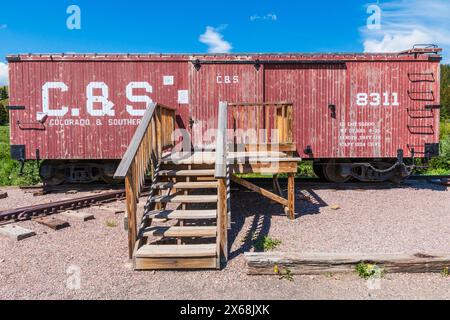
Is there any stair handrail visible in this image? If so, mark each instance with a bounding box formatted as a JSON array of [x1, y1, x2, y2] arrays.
[[114, 102, 176, 258], [215, 101, 229, 264]]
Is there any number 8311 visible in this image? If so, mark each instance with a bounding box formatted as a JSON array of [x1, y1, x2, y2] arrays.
[[356, 92, 399, 107]]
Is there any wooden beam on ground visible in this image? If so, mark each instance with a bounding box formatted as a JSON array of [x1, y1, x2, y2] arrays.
[[245, 252, 450, 275], [33, 216, 70, 230], [231, 175, 288, 207]]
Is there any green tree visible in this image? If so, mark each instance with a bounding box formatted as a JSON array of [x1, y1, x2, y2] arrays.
[[0, 86, 8, 125], [0, 86, 8, 100], [441, 65, 450, 120]]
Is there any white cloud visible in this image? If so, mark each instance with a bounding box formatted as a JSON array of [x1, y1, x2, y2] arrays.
[[250, 13, 277, 22], [0, 63, 8, 86], [199, 26, 232, 53], [361, 0, 450, 60]]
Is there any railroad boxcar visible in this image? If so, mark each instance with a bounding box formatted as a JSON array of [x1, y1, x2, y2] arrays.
[[7, 46, 442, 184]]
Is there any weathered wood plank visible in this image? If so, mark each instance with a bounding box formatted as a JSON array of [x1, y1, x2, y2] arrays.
[[135, 244, 217, 258], [231, 161, 298, 174], [150, 194, 218, 204], [33, 216, 70, 230], [114, 102, 157, 179], [125, 168, 137, 259], [146, 209, 217, 220], [231, 175, 288, 207], [217, 178, 228, 267], [142, 226, 216, 238], [245, 252, 450, 275], [287, 173, 295, 220], [134, 257, 217, 270], [215, 101, 228, 179]]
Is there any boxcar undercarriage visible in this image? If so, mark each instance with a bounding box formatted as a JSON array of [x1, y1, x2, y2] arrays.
[[39, 160, 119, 185], [39, 157, 417, 185]]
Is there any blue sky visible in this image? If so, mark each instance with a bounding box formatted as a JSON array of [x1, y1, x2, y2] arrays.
[[0, 0, 449, 85]]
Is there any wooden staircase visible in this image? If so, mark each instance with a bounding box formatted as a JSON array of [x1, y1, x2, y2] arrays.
[[134, 163, 224, 270], [114, 101, 298, 271]]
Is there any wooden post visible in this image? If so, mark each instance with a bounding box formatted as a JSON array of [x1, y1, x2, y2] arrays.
[[215, 101, 229, 268], [287, 173, 295, 220], [217, 178, 228, 265], [125, 164, 138, 259]]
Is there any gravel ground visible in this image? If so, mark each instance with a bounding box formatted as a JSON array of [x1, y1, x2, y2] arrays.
[[0, 180, 449, 300]]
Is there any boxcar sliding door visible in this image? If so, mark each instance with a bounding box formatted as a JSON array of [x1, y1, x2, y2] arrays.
[[264, 63, 347, 159], [188, 62, 263, 148]]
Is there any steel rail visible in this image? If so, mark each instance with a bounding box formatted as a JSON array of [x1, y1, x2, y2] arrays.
[[0, 189, 126, 223]]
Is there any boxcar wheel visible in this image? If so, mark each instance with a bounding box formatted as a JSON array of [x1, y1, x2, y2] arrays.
[[313, 163, 326, 180], [39, 161, 65, 186], [323, 159, 352, 183]]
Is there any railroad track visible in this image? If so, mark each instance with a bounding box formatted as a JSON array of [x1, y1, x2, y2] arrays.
[[0, 189, 126, 223], [1, 175, 448, 224]]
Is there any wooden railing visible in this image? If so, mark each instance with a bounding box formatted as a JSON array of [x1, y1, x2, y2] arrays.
[[228, 102, 294, 151], [114, 102, 176, 258], [215, 102, 228, 263]]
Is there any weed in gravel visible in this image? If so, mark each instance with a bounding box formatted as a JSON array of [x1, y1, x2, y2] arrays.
[[254, 235, 281, 251], [274, 264, 294, 281], [106, 220, 118, 228], [356, 262, 384, 279], [441, 267, 450, 277]]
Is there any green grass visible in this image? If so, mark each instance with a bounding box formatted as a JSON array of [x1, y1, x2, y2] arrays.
[[417, 121, 450, 176], [105, 220, 119, 228], [0, 126, 41, 186], [355, 262, 384, 280], [254, 235, 282, 251]]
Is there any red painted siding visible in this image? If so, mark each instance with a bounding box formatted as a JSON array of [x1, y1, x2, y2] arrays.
[[7, 53, 441, 160]]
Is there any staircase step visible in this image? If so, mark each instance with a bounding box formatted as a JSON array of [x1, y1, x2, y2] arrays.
[[142, 226, 216, 238], [135, 244, 217, 258], [147, 209, 217, 220], [150, 195, 218, 204], [158, 169, 215, 177], [152, 181, 218, 190]]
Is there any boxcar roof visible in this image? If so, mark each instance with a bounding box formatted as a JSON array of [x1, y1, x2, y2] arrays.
[[6, 50, 442, 62]]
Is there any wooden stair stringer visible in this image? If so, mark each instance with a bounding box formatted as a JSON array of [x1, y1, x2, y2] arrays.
[[133, 161, 220, 270]]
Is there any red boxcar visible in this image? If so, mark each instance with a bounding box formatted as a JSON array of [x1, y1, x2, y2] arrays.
[[7, 48, 442, 183]]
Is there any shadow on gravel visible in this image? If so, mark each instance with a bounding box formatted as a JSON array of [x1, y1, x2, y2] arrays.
[[299, 180, 447, 192], [224, 178, 448, 263], [228, 191, 273, 261], [227, 188, 328, 261]]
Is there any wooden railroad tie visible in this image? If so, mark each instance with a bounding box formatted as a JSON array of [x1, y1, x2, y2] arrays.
[[245, 252, 450, 275]]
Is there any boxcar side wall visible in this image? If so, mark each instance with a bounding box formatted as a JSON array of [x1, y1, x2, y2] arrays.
[[9, 60, 190, 160], [8, 54, 441, 161]]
